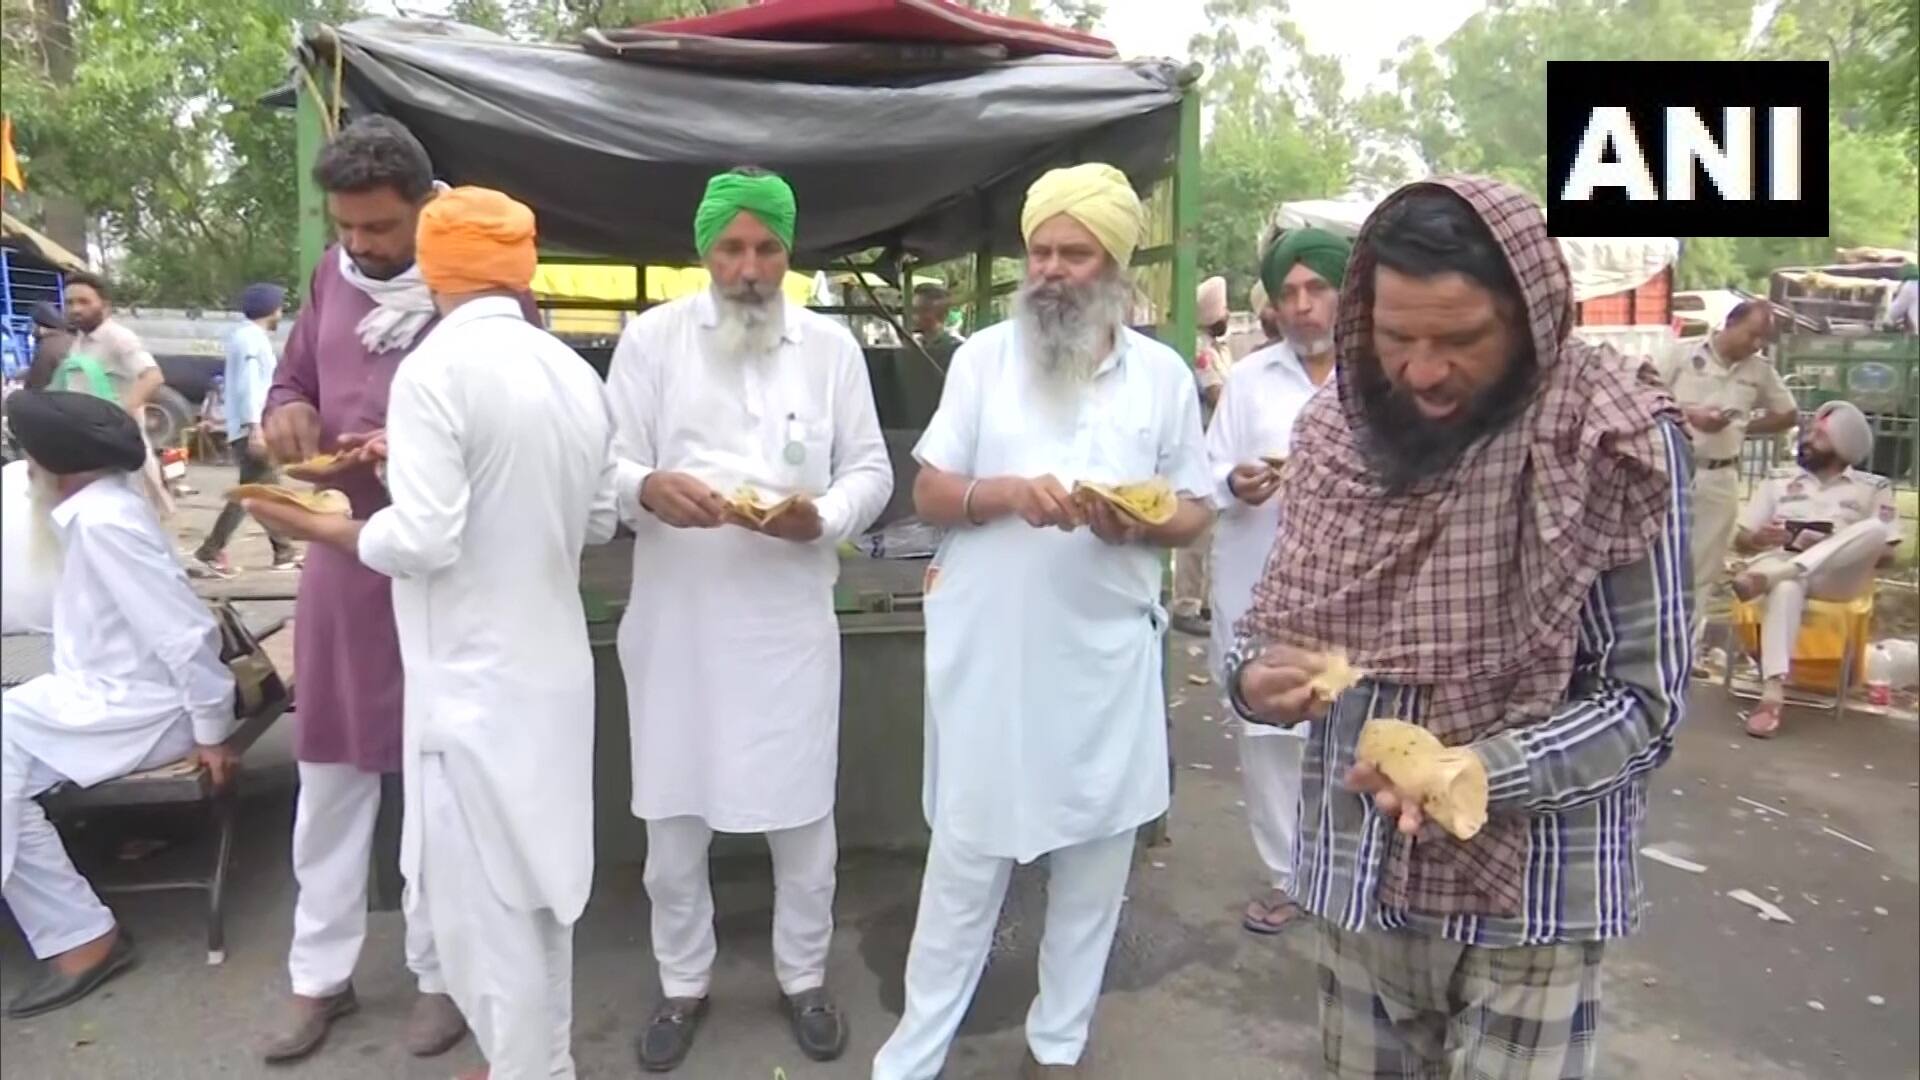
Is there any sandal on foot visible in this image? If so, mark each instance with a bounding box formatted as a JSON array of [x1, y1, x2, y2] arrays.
[[1744, 704, 1783, 739], [1241, 889, 1305, 935]]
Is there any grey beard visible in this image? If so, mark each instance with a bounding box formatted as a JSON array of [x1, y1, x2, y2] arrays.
[[1284, 329, 1334, 357], [707, 281, 787, 360], [26, 473, 64, 579], [1013, 271, 1132, 389]]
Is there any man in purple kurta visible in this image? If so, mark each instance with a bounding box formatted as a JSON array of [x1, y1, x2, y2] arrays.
[[257, 116, 533, 1065]]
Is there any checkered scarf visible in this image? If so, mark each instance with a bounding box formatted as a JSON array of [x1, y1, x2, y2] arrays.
[[1238, 177, 1681, 916]]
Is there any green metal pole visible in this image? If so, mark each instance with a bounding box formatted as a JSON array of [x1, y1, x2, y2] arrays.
[[1149, 83, 1203, 851], [1170, 88, 1201, 367], [971, 247, 996, 332], [295, 64, 328, 289]]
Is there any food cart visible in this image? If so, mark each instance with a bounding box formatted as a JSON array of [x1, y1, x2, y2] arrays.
[[279, 7, 1203, 863]]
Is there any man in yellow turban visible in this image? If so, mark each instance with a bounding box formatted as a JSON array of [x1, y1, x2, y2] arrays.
[[874, 164, 1216, 1078], [245, 184, 619, 1080]]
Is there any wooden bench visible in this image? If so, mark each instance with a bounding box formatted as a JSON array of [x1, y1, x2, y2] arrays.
[[4, 612, 294, 965]]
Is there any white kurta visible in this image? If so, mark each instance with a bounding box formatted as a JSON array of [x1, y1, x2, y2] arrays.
[[915, 323, 1213, 864], [2, 475, 233, 881], [358, 296, 619, 925], [1203, 341, 1327, 739], [606, 291, 892, 832]]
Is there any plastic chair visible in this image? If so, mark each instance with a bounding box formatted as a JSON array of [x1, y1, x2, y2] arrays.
[[1722, 589, 1875, 721]]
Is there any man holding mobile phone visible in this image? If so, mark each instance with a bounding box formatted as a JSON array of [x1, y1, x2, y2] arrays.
[[1655, 301, 1799, 639], [1729, 400, 1901, 738]]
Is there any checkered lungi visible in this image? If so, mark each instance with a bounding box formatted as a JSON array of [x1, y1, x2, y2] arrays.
[[1315, 919, 1604, 1079]]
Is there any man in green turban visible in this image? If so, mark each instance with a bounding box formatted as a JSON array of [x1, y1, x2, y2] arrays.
[[606, 166, 893, 1071], [1259, 227, 1350, 373], [1203, 224, 1349, 937]]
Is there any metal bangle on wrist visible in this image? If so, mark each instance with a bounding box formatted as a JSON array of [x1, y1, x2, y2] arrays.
[[962, 478, 984, 526], [1223, 647, 1260, 724]]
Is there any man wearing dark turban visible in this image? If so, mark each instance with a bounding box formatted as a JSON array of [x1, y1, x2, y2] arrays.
[[1, 391, 237, 1019], [188, 282, 298, 578], [1230, 179, 1692, 1078], [23, 302, 73, 391]]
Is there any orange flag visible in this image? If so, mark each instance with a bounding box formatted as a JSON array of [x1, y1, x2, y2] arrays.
[[2, 114, 25, 193]]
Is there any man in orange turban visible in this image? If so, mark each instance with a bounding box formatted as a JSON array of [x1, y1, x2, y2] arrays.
[[245, 183, 618, 1080], [415, 185, 540, 303]]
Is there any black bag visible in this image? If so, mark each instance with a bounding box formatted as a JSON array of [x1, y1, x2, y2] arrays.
[[212, 602, 289, 720]]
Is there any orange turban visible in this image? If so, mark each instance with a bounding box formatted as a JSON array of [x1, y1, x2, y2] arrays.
[[416, 186, 538, 295]]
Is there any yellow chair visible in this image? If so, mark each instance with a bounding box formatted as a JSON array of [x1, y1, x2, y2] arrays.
[[1723, 589, 1874, 720]]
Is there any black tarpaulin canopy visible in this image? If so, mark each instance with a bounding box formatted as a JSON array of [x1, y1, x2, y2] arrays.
[[280, 18, 1190, 266]]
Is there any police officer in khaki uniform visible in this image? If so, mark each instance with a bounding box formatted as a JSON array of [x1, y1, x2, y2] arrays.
[[1657, 301, 1799, 632], [1729, 401, 1900, 737]]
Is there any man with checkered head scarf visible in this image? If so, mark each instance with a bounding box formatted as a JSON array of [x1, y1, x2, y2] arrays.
[[874, 163, 1218, 1079], [1228, 178, 1693, 1078]]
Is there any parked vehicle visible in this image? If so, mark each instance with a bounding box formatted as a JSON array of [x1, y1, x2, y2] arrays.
[[114, 308, 292, 449]]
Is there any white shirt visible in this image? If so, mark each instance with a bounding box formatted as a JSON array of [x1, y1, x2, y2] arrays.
[[69, 318, 158, 406], [1, 460, 55, 633], [1204, 342, 1328, 737], [359, 296, 619, 922], [606, 291, 891, 832], [915, 321, 1213, 862], [2, 474, 233, 881], [1738, 464, 1899, 546]]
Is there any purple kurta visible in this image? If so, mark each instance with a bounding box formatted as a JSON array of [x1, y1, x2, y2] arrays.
[[265, 249, 540, 773]]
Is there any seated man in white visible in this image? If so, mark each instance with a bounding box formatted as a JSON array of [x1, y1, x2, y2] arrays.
[[1729, 400, 1901, 738], [0, 390, 238, 1017]]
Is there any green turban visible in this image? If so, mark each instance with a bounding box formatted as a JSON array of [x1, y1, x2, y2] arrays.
[[1899, 262, 1919, 281], [693, 171, 797, 257], [1261, 226, 1352, 296]]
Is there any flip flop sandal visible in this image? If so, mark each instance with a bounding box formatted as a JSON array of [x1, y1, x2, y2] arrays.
[[1241, 891, 1305, 935], [1744, 706, 1783, 739]]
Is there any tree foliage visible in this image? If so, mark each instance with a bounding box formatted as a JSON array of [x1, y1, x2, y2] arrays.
[[1357, 0, 1920, 289], [2, 0, 363, 305], [1186, 0, 1383, 298], [2, 0, 1911, 307]]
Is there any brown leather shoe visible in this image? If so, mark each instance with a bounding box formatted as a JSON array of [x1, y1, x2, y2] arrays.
[[262, 986, 359, 1064], [405, 991, 469, 1057]]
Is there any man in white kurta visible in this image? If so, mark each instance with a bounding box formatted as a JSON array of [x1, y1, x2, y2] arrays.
[[1, 389, 237, 1018], [606, 169, 891, 1072], [1205, 227, 1347, 936], [244, 188, 618, 1080], [874, 164, 1215, 1079]]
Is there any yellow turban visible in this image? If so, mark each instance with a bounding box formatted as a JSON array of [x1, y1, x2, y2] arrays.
[[1020, 163, 1145, 268], [416, 186, 538, 295]]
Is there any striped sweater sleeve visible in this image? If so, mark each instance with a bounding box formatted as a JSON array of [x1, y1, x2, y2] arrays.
[[1473, 419, 1695, 812]]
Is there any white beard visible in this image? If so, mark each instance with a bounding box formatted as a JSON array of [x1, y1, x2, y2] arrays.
[[1284, 329, 1334, 358], [707, 282, 787, 362], [26, 470, 64, 579], [1013, 270, 1133, 396]]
